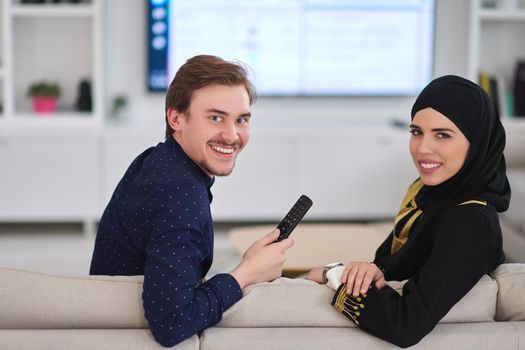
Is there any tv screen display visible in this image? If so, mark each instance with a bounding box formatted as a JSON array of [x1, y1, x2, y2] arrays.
[[147, 0, 435, 96]]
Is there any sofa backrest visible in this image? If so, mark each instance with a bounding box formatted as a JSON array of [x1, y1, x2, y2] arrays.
[[2, 264, 523, 330], [504, 125, 525, 168], [0, 268, 147, 329], [218, 275, 497, 328], [491, 263, 525, 321]]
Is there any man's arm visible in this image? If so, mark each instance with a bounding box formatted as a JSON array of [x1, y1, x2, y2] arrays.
[[143, 183, 294, 347], [143, 227, 242, 347], [143, 228, 294, 347]]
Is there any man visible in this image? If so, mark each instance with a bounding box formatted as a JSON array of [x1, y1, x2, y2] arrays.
[[90, 55, 294, 347]]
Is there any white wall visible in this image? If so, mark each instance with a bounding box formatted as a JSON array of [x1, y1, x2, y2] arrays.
[[104, 0, 471, 128]]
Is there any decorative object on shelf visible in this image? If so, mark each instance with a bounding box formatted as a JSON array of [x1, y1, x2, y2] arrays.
[[514, 60, 525, 117], [110, 94, 128, 120], [27, 81, 61, 114], [75, 79, 92, 112]]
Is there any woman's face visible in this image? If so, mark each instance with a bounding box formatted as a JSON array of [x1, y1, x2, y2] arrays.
[[409, 107, 470, 186]]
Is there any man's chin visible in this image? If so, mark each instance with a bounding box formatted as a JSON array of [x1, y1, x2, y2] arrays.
[[201, 161, 236, 177]]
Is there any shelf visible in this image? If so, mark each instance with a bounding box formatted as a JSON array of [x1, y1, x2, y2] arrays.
[[479, 9, 525, 21], [7, 112, 100, 127], [10, 4, 95, 18]]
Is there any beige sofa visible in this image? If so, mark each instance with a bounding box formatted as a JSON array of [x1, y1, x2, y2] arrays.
[[1, 264, 524, 349], [501, 167, 525, 263], [500, 122, 525, 263]]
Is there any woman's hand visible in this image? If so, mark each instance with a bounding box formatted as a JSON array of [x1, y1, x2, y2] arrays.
[[304, 266, 324, 284], [340, 262, 386, 297]]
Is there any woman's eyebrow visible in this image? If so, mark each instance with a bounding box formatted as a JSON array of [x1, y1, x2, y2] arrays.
[[432, 128, 456, 133], [409, 124, 456, 133]]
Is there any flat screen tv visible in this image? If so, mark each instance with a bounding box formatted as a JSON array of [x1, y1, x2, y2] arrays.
[[147, 0, 435, 96]]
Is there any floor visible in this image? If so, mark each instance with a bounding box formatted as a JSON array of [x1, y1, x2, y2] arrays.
[[0, 223, 241, 278]]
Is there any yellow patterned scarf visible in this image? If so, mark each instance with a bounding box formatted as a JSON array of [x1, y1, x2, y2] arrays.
[[391, 180, 424, 254]]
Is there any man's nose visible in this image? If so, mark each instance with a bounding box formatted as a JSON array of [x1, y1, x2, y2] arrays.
[[221, 122, 239, 143]]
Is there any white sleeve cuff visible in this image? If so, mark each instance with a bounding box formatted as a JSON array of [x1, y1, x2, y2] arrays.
[[326, 265, 345, 290]]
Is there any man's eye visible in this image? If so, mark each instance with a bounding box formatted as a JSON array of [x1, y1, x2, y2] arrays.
[[237, 117, 249, 124], [211, 115, 222, 122]]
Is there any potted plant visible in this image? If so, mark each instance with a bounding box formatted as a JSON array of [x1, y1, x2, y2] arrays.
[[27, 81, 61, 114], [110, 94, 128, 120]]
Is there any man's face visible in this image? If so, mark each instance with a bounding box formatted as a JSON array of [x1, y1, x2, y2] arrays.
[[169, 84, 251, 177]]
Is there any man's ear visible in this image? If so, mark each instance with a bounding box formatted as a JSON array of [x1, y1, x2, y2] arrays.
[[167, 108, 185, 132]]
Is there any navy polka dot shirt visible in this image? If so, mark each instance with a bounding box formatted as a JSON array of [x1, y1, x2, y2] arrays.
[[90, 137, 242, 347]]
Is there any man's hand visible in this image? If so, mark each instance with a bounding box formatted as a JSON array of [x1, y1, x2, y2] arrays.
[[340, 261, 386, 297], [304, 266, 324, 284], [230, 229, 294, 289]]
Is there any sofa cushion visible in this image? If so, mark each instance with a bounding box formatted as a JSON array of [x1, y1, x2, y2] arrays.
[[0, 268, 147, 329], [0, 330, 199, 350], [218, 275, 497, 328], [202, 323, 518, 350], [491, 263, 525, 321], [502, 169, 525, 232]]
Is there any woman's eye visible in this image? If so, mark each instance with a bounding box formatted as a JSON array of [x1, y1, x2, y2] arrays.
[[436, 133, 451, 139], [409, 129, 421, 136]]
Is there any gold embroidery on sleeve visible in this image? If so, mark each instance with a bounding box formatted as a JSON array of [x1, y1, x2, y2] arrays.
[[332, 283, 367, 326]]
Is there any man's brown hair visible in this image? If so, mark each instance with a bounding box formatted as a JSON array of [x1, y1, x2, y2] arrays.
[[164, 55, 256, 138]]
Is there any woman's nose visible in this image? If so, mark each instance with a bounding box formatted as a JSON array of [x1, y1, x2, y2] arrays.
[[417, 136, 434, 154]]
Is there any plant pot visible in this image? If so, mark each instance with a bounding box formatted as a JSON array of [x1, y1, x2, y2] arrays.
[[32, 96, 57, 114]]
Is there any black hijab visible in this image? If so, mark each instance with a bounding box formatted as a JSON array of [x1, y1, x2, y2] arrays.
[[411, 75, 510, 212], [379, 75, 511, 267]]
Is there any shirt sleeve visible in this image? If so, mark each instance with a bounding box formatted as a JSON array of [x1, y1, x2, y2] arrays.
[[331, 205, 502, 348], [142, 181, 242, 347]]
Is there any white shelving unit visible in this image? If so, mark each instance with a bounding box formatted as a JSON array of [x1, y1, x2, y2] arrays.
[[0, 0, 104, 233], [0, 0, 103, 126], [468, 0, 525, 119], [0, 0, 4, 119]]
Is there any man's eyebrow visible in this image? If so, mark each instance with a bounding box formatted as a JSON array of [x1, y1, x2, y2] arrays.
[[206, 108, 251, 118], [207, 108, 228, 116]]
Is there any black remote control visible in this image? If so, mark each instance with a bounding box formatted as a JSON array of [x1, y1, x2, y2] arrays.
[[275, 195, 313, 242]]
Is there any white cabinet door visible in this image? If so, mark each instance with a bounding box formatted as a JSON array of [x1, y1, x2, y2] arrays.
[[211, 138, 293, 221], [0, 130, 99, 221], [295, 130, 417, 220]]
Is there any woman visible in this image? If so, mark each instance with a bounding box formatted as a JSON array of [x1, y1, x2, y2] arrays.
[[306, 75, 510, 348]]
